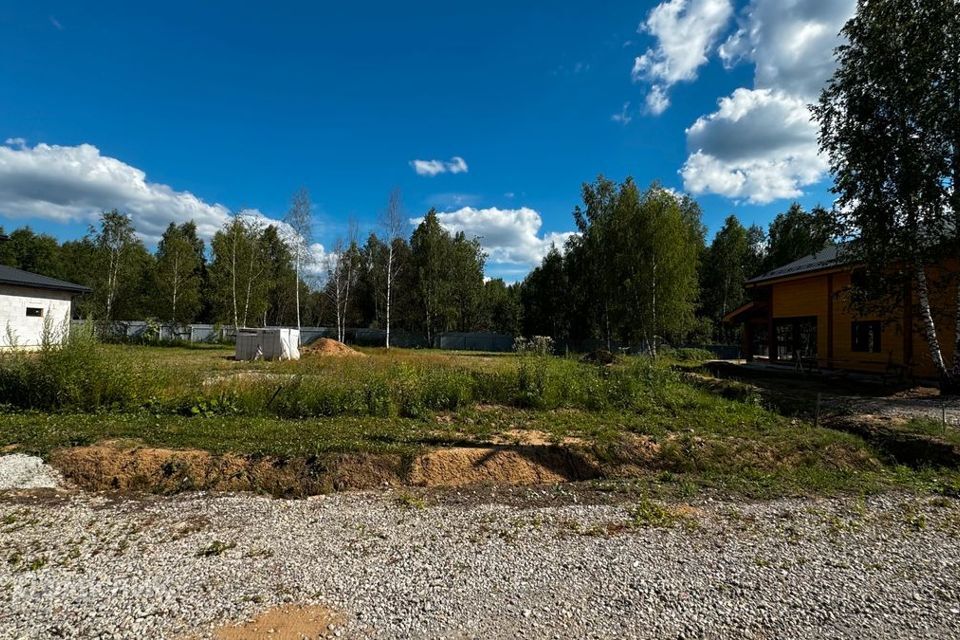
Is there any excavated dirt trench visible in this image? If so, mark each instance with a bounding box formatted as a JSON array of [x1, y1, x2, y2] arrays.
[[50, 441, 602, 497]]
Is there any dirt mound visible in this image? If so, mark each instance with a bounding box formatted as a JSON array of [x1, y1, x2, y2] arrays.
[[213, 605, 346, 640], [51, 443, 405, 497], [301, 338, 365, 357], [408, 446, 599, 487], [51, 441, 602, 495]]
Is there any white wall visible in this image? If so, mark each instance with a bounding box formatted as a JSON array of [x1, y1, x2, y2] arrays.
[[0, 285, 73, 348]]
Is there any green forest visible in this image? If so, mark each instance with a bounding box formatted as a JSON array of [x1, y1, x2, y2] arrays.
[[0, 179, 830, 348]]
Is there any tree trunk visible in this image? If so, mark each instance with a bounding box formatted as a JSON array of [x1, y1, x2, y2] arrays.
[[231, 233, 240, 330], [650, 257, 658, 358], [915, 261, 954, 392], [295, 254, 301, 336], [385, 244, 393, 349], [171, 254, 180, 324]]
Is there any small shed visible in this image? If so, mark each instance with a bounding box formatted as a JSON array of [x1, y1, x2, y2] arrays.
[[235, 328, 300, 361], [0, 265, 90, 349]]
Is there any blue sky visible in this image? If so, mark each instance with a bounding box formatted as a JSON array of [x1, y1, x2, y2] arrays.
[[0, 1, 853, 280]]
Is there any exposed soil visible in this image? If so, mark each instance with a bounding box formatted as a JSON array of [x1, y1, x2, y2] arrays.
[[408, 446, 599, 487], [826, 415, 960, 468], [211, 605, 346, 640], [301, 338, 365, 357], [51, 443, 407, 497], [50, 441, 602, 496]]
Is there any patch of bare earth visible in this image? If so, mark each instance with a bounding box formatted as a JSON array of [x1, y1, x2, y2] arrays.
[[51, 443, 406, 496], [408, 446, 599, 487], [301, 338, 365, 357], [50, 441, 602, 495], [210, 605, 346, 640]]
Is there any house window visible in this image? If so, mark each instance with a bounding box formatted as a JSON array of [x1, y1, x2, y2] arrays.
[[25, 307, 43, 318], [852, 321, 881, 353]]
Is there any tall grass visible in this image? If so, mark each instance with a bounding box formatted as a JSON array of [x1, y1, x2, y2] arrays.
[[0, 337, 718, 420], [0, 324, 159, 411], [181, 353, 707, 419]]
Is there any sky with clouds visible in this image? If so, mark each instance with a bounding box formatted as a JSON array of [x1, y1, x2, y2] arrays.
[[0, 1, 854, 281]]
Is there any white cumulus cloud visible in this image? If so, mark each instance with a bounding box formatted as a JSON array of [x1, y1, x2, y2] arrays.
[[0, 140, 237, 241], [719, 0, 856, 100], [632, 0, 734, 115], [409, 156, 469, 177], [411, 206, 574, 267], [681, 88, 827, 204], [678, 0, 855, 203]]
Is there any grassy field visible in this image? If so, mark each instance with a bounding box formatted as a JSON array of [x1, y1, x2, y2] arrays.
[[0, 334, 957, 498]]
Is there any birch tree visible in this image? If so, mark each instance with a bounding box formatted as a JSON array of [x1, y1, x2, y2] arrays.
[[610, 182, 700, 355], [210, 214, 269, 328], [91, 210, 142, 322], [380, 189, 407, 349], [284, 187, 312, 334], [325, 222, 359, 343], [813, 0, 960, 392], [701, 216, 754, 342], [155, 222, 202, 325]]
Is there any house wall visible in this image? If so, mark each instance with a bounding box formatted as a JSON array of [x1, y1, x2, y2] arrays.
[[0, 285, 73, 348], [767, 266, 956, 380]]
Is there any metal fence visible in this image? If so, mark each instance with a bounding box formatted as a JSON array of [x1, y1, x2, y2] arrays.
[[78, 320, 515, 352], [73, 320, 739, 358]]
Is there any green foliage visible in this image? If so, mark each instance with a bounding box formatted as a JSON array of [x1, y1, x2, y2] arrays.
[[813, 0, 960, 384], [700, 215, 762, 341], [661, 347, 714, 363], [0, 324, 148, 411], [208, 215, 271, 328], [154, 222, 204, 324], [522, 177, 705, 351], [2, 344, 959, 500], [762, 204, 832, 274], [409, 210, 487, 340]]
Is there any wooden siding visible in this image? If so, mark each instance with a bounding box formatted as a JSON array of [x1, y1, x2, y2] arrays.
[[766, 266, 956, 380]]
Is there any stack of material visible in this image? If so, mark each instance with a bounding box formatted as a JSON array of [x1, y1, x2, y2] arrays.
[[235, 328, 300, 361], [300, 337, 365, 357]]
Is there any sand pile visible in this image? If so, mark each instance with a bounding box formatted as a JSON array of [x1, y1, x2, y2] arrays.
[[300, 338, 365, 357]]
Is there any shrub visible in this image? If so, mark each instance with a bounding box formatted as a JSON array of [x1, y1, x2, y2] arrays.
[[661, 347, 714, 363], [0, 324, 144, 411]]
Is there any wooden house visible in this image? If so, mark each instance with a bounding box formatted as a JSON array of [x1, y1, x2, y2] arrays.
[[724, 246, 954, 380]]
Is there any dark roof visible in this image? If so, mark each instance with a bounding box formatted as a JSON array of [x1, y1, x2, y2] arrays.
[[746, 245, 847, 285], [0, 265, 91, 294]]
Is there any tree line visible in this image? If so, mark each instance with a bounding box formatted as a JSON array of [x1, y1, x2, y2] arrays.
[[0, 192, 520, 339], [519, 179, 831, 351], [0, 183, 832, 348]]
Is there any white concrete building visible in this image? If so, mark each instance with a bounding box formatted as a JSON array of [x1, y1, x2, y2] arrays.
[[0, 265, 90, 349]]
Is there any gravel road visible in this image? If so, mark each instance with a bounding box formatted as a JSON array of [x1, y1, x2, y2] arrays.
[[0, 454, 62, 490], [1, 486, 959, 639]]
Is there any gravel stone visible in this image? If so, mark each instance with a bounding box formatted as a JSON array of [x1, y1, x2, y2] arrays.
[[0, 454, 62, 490], [0, 488, 958, 639]]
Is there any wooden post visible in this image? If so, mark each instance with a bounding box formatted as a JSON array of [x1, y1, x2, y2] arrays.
[[767, 288, 777, 361], [826, 274, 834, 367]]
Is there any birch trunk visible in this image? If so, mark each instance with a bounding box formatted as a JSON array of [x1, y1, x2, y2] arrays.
[[385, 243, 393, 349], [171, 253, 180, 324], [915, 261, 952, 388], [231, 231, 240, 330], [650, 257, 658, 358], [295, 253, 301, 334]]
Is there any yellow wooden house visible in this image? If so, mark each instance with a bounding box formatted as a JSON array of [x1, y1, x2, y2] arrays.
[[724, 246, 955, 380]]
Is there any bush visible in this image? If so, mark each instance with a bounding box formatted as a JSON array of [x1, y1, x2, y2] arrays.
[[0, 324, 144, 411], [661, 347, 714, 363]]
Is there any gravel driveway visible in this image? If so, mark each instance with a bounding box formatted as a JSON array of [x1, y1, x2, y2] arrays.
[[1, 487, 959, 639]]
